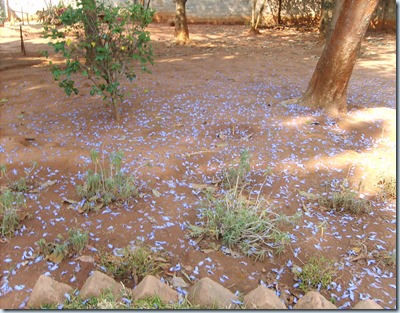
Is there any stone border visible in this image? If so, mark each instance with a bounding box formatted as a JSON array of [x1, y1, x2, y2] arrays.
[[25, 271, 383, 309]]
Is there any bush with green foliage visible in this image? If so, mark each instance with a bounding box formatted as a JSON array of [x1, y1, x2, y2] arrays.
[[44, 0, 154, 121]]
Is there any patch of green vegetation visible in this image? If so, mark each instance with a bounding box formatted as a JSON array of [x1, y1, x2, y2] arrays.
[[300, 179, 372, 215], [97, 245, 170, 285], [221, 149, 251, 188], [1, 162, 37, 193], [36, 228, 89, 263], [76, 150, 139, 212], [189, 151, 301, 260], [41, 291, 207, 309], [377, 248, 396, 268], [0, 189, 27, 237], [294, 255, 338, 292], [377, 172, 396, 200]]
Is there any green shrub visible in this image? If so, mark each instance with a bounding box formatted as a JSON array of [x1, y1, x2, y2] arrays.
[[44, 0, 154, 121]]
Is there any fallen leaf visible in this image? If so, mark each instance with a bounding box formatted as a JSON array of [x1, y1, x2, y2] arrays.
[[200, 248, 215, 254], [75, 255, 94, 263], [0, 98, 9, 104], [63, 198, 79, 204], [46, 252, 65, 263], [190, 183, 209, 189], [298, 190, 318, 200], [152, 189, 161, 197]]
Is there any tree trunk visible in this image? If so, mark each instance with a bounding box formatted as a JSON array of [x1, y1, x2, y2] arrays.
[[299, 0, 380, 115], [82, 0, 99, 66], [173, 0, 189, 44], [277, 0, 282, 25]]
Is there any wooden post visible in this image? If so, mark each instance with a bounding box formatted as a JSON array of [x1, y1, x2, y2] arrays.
[[20, 26, 26, 56]]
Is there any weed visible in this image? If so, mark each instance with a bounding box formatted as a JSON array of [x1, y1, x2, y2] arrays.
[[36, 228, 89, 263], [377, 249, 396, 268], [189, 158, 300, 260], [68, 228, 89, 254], [97, 245, 170, 285], [41, 291, 206, 309], [1, 162, 37, 193], [76, 150, 139, 212], [221, 149, 251, 188], [294, 255, 337, 292], [317, 179, 372, 214], [377, 173, 396, 200], [0, 189, 26, 237]]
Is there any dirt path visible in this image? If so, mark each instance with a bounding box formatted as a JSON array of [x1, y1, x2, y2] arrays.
[[0, 22, 396, 309]]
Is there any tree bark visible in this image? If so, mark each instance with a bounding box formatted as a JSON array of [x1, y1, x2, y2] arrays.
[[277, 0, 282, 25], [299, 0, 380, 115], [173, 0, 189, 44]]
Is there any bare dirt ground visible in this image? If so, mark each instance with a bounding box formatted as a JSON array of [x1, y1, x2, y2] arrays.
[[0, 22, 396, 309]]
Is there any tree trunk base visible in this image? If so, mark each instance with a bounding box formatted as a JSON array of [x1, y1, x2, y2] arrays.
[[248, 27, 261, 35]]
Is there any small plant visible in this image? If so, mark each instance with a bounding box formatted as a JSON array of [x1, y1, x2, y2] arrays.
[[76, 150, 139, 212], [41, 291, 206, 309], [377, 173, 396, 200], [44, 0, 154, 121], [0, 6, 6, 26], [1, 162, 37, 192], [97, 245, 169, 285], [294, 255, 338, 292], [316, 179, 372, 214], [0, 189, 27, 237], [221, 149, 251, 188], [377, 249, 396, 268], [36, 228, 89, 263], [189, 156, 300, 260]]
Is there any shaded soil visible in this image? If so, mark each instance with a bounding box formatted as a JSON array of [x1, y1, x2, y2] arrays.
[[0, 22, 396, 309]]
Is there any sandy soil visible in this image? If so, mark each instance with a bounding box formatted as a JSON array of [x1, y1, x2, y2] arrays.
[[0, 22, 396, 309]]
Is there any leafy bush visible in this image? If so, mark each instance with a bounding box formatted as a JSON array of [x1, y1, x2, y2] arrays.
[[76, 150, 139, 212], [44, 0, 154, 121]]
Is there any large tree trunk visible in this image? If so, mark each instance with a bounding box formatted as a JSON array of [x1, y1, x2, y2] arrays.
[[299, 0, 379, 115], [173, 0, 189, 44]]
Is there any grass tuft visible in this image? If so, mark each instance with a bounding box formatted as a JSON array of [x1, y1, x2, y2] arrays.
[[189, 151, 301, 260], [0, 189, 26, 237], [76, 150, 139, 212], [97, 245, 170, 285], [316, 179, 372, 214], [294, 255, 337, 292]]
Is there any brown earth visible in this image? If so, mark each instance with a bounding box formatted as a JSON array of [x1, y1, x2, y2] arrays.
[[0, 22, 396, 309]]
